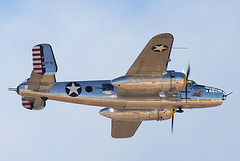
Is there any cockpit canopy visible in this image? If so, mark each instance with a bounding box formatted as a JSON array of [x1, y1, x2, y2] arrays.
[[187, 80, 197, 86], [187, 80, 226, 97]]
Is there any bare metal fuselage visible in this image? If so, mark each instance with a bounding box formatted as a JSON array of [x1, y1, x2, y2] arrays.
[[18, 79, 223, 110]]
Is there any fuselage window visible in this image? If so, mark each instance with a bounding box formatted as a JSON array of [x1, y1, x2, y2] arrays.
[[102, 84, 114, 91], [85, 86, 93, 92]]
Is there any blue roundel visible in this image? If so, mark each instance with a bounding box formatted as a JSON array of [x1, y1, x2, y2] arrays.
[[65, 82, 82, 97]]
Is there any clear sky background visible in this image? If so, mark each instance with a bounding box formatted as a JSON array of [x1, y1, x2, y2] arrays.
[[1, 0, 239, 161]]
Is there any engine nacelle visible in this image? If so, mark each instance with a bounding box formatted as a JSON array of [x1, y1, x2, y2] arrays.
[[111, 71, 186, 91], [99, 108, 173, 121], [22, 97, 46, 110]]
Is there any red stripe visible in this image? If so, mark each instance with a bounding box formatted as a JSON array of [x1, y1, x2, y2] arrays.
[[33, 53, 41, 56], [33, 63, 42, 65], [32, 49, 40, 51], [22, 103, 31, 106], [22, 103, 30, 105], [34, 68, 42, 70], [33, 58, 41, 61]]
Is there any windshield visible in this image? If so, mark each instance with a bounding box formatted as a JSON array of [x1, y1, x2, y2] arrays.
[[187, 80, 197, 86]]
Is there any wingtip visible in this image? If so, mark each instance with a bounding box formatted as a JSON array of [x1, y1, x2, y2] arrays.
[[152, 33, 174, 39]]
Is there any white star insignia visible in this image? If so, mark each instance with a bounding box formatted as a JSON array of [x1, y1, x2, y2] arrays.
[[153, 44, 168, 52], [66, 83, 81, 95]]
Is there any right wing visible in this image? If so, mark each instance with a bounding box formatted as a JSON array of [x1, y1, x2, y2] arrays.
[[126, 33, 173, 77], [111, 120, 142, 138], [28, 44, 57, 91]]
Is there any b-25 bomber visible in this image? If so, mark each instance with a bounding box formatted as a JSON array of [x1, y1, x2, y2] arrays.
[[9, 33, 230, 138]]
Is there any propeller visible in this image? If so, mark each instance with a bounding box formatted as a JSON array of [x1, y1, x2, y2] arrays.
[[185, 63, 190, 102], [171, 64, 190, 133], [171, 109, 175, 134], [171, 108, 183, 134]]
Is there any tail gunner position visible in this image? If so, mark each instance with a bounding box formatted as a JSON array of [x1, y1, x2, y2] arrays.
[[9, 33, 230, 138]]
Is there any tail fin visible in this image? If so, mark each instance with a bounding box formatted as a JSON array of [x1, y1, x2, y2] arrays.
[[22, 97, 46, 110], [32, 44, 57, 75], [29, 44, 57, 92]]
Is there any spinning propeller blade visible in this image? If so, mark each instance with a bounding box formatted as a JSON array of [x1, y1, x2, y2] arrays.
[[171, 110, 174, 134], [171, 109, 184, 134], [185, 64, 190, 102], [186, 63, 190, 80]]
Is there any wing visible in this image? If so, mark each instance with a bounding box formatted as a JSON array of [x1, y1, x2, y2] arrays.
[[111, 120, 141, 138], [126, 33, 173, 77]]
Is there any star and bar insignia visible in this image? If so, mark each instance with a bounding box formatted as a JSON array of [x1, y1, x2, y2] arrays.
[[151, 44, 168, 52], [65, 82, 82, 97]]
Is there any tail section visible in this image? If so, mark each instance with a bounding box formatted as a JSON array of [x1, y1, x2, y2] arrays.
[[29, 44, 57, 92], [19, 44, 57, 110]]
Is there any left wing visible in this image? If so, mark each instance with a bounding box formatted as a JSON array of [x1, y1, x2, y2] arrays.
[[126, 33, 173, 77], [111, 120, 141, 138]]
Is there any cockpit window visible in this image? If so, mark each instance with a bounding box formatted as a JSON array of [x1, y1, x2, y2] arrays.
[[187, 80, 197, 86]]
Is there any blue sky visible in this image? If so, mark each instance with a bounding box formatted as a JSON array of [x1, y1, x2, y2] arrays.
[[1, 0, 240, 161]]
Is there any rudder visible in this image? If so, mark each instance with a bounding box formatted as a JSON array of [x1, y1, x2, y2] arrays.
[[32, 44, 57, 75]]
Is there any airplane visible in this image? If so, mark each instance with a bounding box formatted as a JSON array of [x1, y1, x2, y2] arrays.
[[9, 33, 231, 138]]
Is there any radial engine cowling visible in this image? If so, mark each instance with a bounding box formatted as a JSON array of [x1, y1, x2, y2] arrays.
[[22, 97, 46, 110], [111, 71, 186, 91], [99, 108, 173, 121]]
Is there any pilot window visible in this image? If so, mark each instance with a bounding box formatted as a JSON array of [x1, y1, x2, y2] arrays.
[[187, 80, 197, 86]]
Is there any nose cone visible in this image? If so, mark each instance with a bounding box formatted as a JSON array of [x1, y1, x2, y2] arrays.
[[99, 108, 115, 118]]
